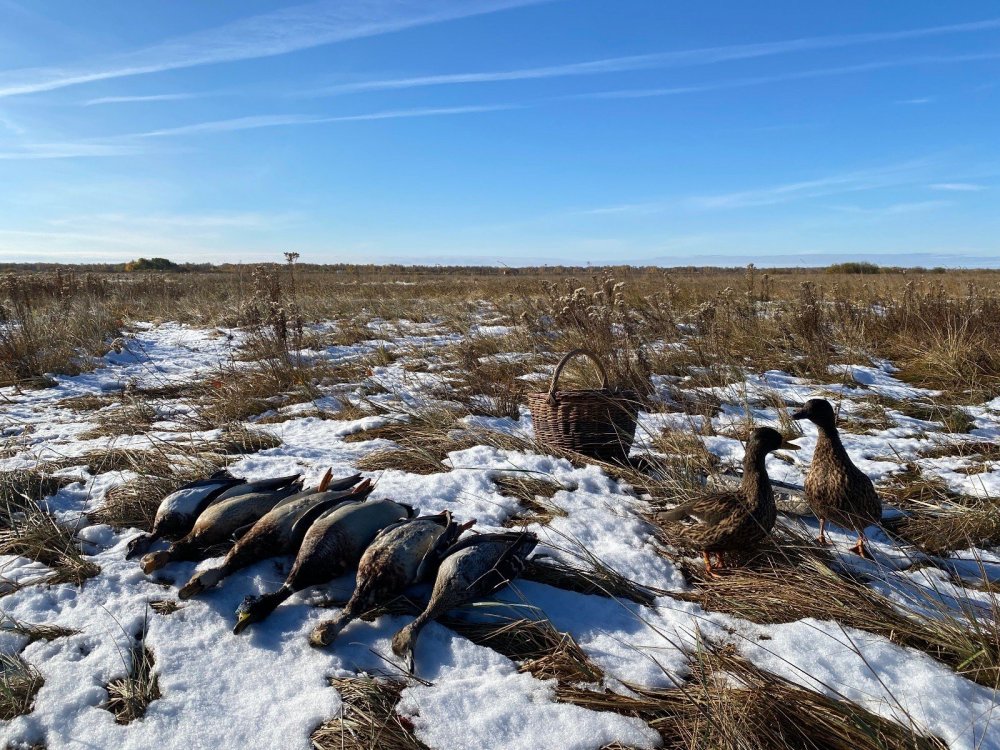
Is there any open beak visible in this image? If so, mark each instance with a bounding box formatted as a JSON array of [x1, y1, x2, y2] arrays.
[[232, 612, 253, 635], [780, 438, 801, 451]]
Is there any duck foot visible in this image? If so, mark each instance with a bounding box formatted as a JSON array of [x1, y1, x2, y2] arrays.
[[702, 552, 726, 578], [815, 519, 831, 547], [849, 536, 872, 559]]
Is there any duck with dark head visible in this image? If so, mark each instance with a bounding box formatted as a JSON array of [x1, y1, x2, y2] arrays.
[[791, 398, 882, 558], [654, 426, 797, 575]]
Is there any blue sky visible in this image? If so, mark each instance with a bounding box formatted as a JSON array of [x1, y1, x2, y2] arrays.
[[0, 0, 998, 267]]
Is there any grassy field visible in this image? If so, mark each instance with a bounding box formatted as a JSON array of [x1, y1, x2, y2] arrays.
[[2, 262, 1000, 749]]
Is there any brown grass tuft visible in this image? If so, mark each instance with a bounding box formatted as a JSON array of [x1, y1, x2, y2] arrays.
[[311, 677, 427, 750], [104, 623, 160, 724], [0, 654, 44, 721]]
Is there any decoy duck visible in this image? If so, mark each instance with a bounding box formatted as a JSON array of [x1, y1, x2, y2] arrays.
[[140, 474, 303, 574], [125, 470, 245, 559], [390, 531, 537, 671], [177, 472, 372, 599], [233, 498, 413, 634], [654, 427, 796, 575], [309, 510, 474, 647], [791, 398, 881, 558]]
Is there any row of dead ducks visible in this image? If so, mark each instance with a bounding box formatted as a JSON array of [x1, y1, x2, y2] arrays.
[[125, 472, 536, 667]]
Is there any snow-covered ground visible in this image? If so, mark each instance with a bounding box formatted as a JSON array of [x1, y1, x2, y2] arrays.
[[2, 321, 999, 749]]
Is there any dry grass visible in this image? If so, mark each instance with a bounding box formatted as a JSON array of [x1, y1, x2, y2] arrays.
[[557, 641, 946, 750], [76, 397, 157, 440], [103, 619, 160, 724], [148, 599, 182, 615], [493, 474, 570, 527], [452, 614, 603, 684], [522, 557, 658, 606], [0, 471, 73, 518], [890, 502, 1000, 555], [0, 654, 44, 721], [353, 405, 478, 475], [311, 677, 427, 750], [0, 613, 76, 644], [666, 531, 1000, 689], [0, 496, 99, 586]]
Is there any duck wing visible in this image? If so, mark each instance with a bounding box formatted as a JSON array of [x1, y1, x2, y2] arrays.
[[656, 490, 744, 527], [288, 479, 374, 547]]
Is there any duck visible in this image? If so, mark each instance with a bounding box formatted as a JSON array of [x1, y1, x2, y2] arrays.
[[125, 470, 245, 559], [791, 398, 881, 558], [140, 474, 304, 574], [309, 510, 474, 647], [233, 498, 413, 634], [390, 531, 537, 671], [654, 427, 796, 575], [177, 472, 371, 599]]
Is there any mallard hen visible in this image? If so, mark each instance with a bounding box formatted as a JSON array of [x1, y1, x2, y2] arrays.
[[791, 398, 881, 558], [654, 427, 795, 574]]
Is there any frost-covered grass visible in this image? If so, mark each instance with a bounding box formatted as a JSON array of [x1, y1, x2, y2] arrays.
[[2, 268, 1000, 749]]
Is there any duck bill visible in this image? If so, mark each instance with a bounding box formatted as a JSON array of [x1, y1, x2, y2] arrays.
[[780, 438, 801, 450], [233, 612, 253, 635], [790, 408, 809, 421]]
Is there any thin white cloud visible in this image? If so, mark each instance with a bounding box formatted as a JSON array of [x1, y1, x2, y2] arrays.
[[576, 53, 1000, 100], [301, 19, 1000, 97], [832, 200, 953, 215], [83, 93, 202, 106], [0, 142, 146, 159], [0, 0, 546, 99], [688, 161, 932, 210], [134, 104, 517, 137], [573, 159, 937, 216], [929, 182, 986, 191], [895, 97, 934, 105]]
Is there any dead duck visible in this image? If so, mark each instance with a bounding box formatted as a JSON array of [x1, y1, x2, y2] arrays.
[[125, 470, 246, 559], [654, 427, 796, 575], [233, 498, 413, 634], [309, 510, 474, 647], [391, 531, 537, 671], [140, 474, 304, 574], [791, 398, 882, 558], [177, 472, 372, 599]]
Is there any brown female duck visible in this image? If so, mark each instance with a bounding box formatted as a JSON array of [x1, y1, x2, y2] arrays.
[[655, 427, 796, 574], [791, 398, 881, 558]]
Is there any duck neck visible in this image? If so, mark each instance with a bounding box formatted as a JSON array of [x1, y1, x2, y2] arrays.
[[740, 446, 771, 510], [814, 420, 850, 464]]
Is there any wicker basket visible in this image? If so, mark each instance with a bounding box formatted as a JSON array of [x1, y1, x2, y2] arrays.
[[528, 349, 640, 463]]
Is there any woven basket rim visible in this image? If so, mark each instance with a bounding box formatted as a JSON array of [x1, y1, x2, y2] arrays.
[[527, 387, 640, 398]]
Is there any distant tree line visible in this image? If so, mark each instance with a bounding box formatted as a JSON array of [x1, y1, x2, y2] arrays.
[[0, 259, 976, 275]]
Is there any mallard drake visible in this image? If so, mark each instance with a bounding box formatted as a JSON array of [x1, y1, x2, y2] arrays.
[[791, 398, 881, 558], [233, 498, 413, 634], [654, 427, 796, 575], [309, 510, 474, 647], [140, 474, 304, 574], [177, 473, 372, 599], [390, 531, 537, 671]]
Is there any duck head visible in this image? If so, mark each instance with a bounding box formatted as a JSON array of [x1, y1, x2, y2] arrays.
[[233, 593, 275, 635], [790, 398, 837, 430], [747, 426, 799, 455]]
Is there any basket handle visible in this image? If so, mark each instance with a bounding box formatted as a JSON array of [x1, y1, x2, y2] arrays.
[[548, 348, 610, 402]]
